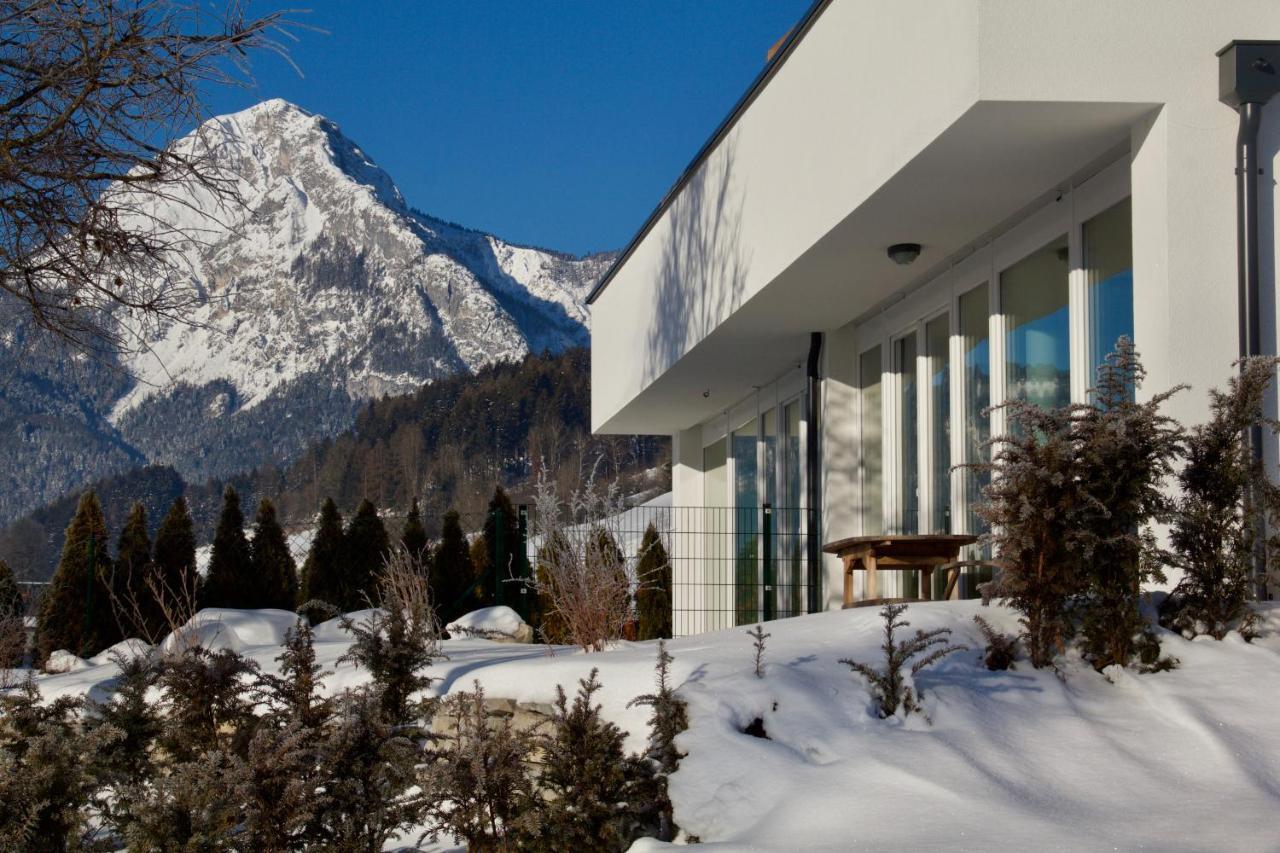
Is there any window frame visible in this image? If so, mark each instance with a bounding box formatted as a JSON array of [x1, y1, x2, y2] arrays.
[[854, 157, 1130, 539]]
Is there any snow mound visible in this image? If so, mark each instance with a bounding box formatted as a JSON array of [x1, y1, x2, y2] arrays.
[[447, 606, 529, 638], [44, 650, 91, 673], [22, 599, 1280, 851], [88, 638, 153, 665], [313, 609, 379, 643], [161, 608, 302, 654]]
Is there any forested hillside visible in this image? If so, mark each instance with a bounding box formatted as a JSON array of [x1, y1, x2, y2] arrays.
[[0, 348, 668, 581]]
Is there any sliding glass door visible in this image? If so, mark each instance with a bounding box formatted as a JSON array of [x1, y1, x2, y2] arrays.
[[1085, 198, 1134, 387], [1002, 234, 1070, 410]]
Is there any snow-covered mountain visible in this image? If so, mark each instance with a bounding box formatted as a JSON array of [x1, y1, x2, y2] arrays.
[[0, 99, 612, 524]]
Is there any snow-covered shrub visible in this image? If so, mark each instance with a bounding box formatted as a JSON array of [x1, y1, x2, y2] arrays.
[[972, 615, 1018, 671], [974, 396, 1087, 668], [1163, 356, 1280, 641], [517, 669, 652, 851], [424, 681, 536, 849], [234, 723, 321, 851], [527, 475, 637, 652], [312, 687, 426, 851], [256, 619, 334, 733], [0, 678, 118, 848], [1071, 339, 1184, 670], [627, 640, 688, 842], [841, 604, 967, 720], [157, 645, 260, 762], [91, 653, 162, 787], [339, 547, 442, 725], [121, 750, 242, 852]]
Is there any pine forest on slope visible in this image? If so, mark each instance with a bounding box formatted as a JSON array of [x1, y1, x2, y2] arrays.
[[1, 348, 670, 582]]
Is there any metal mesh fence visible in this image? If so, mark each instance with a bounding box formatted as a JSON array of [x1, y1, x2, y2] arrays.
[[280, 504, 819, 637]]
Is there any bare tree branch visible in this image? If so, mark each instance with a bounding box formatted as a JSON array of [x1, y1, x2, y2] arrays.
[[0, 0, 305, 358]]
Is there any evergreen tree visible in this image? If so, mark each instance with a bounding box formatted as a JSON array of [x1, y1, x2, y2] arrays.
[[36, 491, 119, 661], [250, 498, 299, 611], [468, 536, 492, 609], [635, 524, 672, 641], [432, 509, 474, 624], [342, 499, 390, 611], [153, 496, 197, 611], [1163, 356, 1280, 640], [517, 669, 649, 851], [426, 682, 536, 848], [401, 498, 429, 569], [531, 531, 571, 644], [90, 653, 161, 788], [301, 498, 345, 615], [157, 646, 259, 764], [201, 487, 255, 609], [1073, 339, 1183, 669], [481, 486, 523, 607], [974, 400, 1087, 668], [257, 620, 335, 733], [0, 558, 21, 617], [627, 641, 688, 842], [0, 681, 121, 847], [313, 687, 425, 851], [115, 502, 161, 640]]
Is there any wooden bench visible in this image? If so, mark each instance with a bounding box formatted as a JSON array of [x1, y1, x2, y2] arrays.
[[822, 535, 978, 608]]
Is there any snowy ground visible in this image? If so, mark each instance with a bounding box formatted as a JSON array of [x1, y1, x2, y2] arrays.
[[25, 599, 1280, 852]]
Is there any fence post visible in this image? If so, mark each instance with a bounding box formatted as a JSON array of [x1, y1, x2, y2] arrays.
[[807, 506, 822, 614], [83, 535, 95, 656], [494, 506, 506, 608], [516, 505, 529, 622], [762, 503, 775, 622]]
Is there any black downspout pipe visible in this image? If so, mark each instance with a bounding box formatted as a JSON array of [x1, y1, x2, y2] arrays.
[[805, 332, 823, 614], [1219, 40, 1280, 598], [1235, 103, 1268, 598]]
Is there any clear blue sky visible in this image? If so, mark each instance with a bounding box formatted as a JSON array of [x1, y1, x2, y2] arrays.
[[203, 1, 813, 257]]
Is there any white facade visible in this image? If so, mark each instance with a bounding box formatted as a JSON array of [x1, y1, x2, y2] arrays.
[[590, 0, 1280, 627]]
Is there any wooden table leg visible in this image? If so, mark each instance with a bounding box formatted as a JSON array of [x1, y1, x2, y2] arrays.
[[921, 567, 933, 601], [865, 551, 878, 600], [945, 566, 960, 601], [843, 556, 855, 607]]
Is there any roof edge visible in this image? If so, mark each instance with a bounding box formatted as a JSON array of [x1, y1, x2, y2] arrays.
[[585, 0, 837, 305]]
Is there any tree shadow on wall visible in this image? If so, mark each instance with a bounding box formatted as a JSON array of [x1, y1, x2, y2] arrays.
[[644, 140, 751, 388]]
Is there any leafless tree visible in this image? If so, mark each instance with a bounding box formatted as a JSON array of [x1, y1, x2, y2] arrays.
[[526, 472, 637, 652], [105, 557, 200, 653], [0, 0, 301, 357], [375, 545, 442, 646]]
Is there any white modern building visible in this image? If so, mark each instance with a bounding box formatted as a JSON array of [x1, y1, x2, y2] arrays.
[[589, 0, 1280, 635]]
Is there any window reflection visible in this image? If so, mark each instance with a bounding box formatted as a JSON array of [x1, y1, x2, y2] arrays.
[[1002, 234, 1071, 410]]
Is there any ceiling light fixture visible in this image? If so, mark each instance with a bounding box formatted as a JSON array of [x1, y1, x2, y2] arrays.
[[887, 243, 921, 266]]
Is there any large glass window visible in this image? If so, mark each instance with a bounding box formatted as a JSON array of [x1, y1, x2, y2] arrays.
[[703, 438, 728, 625], [925, 314, 950, 534], [1085, 198, 1134, 386], [859, 347, 883, 536], [782, 400, 803, 616], [894, 334, 919, 536], [732, 420, 758, 625], [1002, 234, 1070, 410], [959, 284, 990, 536]]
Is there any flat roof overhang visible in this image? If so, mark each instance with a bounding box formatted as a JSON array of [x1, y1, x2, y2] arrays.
[[594, 99, 1158, 436]]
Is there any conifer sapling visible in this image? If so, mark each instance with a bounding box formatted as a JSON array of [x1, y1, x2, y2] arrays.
[[841, 603, 968, 720]]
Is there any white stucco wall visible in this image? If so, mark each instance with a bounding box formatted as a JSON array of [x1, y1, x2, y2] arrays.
[[594, 0, 1280, 611]]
